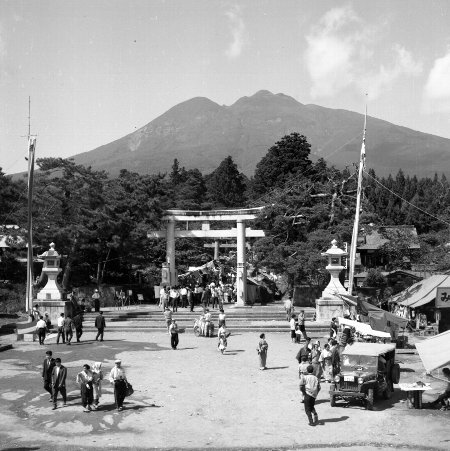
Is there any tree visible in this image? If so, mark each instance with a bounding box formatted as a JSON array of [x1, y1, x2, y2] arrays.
[[206, 156, 247, 208], [252, 133, 312, 195]]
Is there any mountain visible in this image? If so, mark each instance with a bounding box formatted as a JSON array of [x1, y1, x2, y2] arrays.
[[72, 90, 450, 178]]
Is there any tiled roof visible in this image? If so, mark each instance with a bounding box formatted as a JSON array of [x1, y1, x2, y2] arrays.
[[357, 226, 420, 250]]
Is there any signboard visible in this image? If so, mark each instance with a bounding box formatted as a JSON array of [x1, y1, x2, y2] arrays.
[[436, 287, 450, 308]]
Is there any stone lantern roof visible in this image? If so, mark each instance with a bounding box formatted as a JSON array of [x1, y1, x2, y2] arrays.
[[321, 239, 347, 257], [38, 242, 60, 258]]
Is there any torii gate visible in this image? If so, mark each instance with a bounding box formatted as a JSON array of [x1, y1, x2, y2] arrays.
[[148, 207, 265, 306]]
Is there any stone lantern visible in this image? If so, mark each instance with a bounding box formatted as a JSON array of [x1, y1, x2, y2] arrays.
[[315, 239, 347, 321], [34, 242, 65, 322]]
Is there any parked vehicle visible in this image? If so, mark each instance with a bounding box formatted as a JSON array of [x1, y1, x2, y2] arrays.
[[330, 342, 400, 410]]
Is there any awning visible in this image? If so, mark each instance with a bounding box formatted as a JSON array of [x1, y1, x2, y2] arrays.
[[391, 274, 450, 308], [359, 300, 409, 329], [415, 330, 450, 372], [343, 342, 396, 356], [338, 317, 391, 338]]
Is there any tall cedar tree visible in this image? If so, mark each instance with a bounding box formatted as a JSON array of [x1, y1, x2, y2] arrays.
[[252, 133, 312, 195], [206, 156, 247, 208]]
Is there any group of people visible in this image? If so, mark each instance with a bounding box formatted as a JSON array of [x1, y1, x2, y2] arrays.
[[34, 309, 107, 346], [296, 336, 341, 382], [42, 350, 129, 412], [289, 310, 308, 343], [159, 281, 236, 313]]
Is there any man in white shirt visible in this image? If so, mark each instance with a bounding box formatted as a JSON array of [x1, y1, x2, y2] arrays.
[[299, 365, 321, 426], [35, 316, 47, 345], [204, 309, 213, 337], [109, 360, 127, 411], [56, 313, 65, 344], [289, 314, 297, 343], [180, 286, 188, 308]]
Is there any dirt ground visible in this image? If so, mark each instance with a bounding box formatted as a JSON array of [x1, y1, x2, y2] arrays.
[[0, 330, 449, 451]]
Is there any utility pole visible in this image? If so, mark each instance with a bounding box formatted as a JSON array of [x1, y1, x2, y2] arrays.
[[25, 97, 36, 313]]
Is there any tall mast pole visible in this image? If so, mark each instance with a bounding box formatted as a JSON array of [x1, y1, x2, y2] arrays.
[[347, 101, 367, 295], [25, 97, 36, 313]]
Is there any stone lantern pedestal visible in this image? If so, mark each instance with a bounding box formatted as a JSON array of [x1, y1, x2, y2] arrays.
[[315, 239, 348, 322], [33, 243, 68, 323]]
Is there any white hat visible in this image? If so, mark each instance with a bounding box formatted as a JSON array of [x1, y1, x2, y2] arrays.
[[114, 359, 121, 364]]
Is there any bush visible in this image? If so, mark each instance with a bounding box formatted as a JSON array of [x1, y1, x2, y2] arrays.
[[0, 283, 26, 314]]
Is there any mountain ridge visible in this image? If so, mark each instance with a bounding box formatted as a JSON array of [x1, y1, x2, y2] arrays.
[[70, 90, 450, 178]]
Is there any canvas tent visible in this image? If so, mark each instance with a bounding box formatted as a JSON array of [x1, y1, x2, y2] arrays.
[[391, 274, 450, 308], [415, 330, 450, 372], [338, 317, 391, 338]]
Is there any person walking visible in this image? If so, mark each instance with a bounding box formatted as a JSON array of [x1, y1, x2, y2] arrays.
[[217, 285, 224, 310], [92, 362, 104, 409], [299, 365, 321, 426], [56, 313, 65, 345], [42, 350, 55, 400], [163, 307, 173, 334], [92, 289, 101, 312], [311, 341, 323, 380], [187, 287, 195, 312], [201, 286, 211, 309], [298, 310, 308, 341], [94, 311, 106, 341], [217, 324, 228, 354], [319, 343, 333, 382], [289, 314, 297, 343], [109, 360, 127, 411], [257, 333, 269, 370], [73, 312, 83, 343], [210, 284, 218, 309], [76, 364, 94, 412], [296, 337, 312, 363], [285, 297, 293, 321], [330, 339, 341, 377], [169, 319, 179, 349], [169, 286, 179, 312], [35, 315, 47, 345], [63, 314, 73, 345], [194, 284, 203, 306], [51, 357, 67, 410], [204, 308, 213, 337], [180, 286, 188, 308], [218, 309, 226, 328]]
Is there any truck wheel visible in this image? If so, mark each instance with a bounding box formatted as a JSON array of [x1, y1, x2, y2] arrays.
[[330, 385, 336, 407], [366, 388, 374, 410], [391, 364, 400, 384]]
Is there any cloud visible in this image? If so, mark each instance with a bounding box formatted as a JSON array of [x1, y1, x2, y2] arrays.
[[224, 5, 246, 59], [423, 51, 450, 112], [305, 6, 422, 99]]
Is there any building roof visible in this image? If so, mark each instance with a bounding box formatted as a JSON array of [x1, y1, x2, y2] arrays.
[[357, 225, 420, 251]]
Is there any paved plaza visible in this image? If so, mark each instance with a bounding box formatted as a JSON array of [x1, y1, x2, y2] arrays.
[[0, 330, 449, 451]]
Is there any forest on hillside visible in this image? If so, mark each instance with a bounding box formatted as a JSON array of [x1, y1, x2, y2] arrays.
[[1, 133, 450, 304]]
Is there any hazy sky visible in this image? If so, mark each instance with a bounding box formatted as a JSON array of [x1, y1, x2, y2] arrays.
[[1, 0, 450, 175]]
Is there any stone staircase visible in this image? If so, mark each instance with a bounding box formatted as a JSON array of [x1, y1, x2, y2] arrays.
[[81, 302, 330, 338]]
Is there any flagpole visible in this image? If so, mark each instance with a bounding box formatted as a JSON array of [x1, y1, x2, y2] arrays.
[[347, 103, 367, 295]]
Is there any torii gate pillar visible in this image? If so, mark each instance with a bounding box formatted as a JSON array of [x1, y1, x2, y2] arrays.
[[166, 219, 177, 286], [235, 219, 247, 307]]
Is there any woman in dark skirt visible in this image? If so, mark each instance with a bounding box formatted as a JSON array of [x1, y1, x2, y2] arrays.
[[109, 359, 127, 411], [257, 333, 269, 370], [76, 364, 94, 412]]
